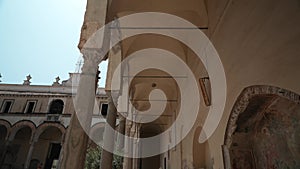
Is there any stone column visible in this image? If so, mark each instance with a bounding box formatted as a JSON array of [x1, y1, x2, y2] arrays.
[[122, 120, 132, 169], [0, 145, 7, 167], [117, 116, 126, 151], [0, 138, 11, 167], [100, 92, 118, 169], [222, 145, 231, 169], [123, 122, 141, 169], [132, 123, 141, 169], [24, 138, 37, 169], [56, 133, 66, 169], [60, 50, 102, 169]]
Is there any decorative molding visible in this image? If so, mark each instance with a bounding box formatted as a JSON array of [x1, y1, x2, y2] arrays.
[[0, 93, 70, 98], [81, 48, 104, 75], [23, 75, 32, 85], [52, 76, 61, 86]]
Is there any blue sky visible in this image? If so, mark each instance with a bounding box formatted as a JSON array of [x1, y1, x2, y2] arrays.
[[0, 0, 107, 87]]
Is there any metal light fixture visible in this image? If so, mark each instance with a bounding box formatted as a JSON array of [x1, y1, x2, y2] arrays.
[[199, 77, 211, 106]]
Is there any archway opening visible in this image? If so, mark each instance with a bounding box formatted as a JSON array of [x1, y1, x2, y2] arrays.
[[9, 127, 32, 169], [0, 125, 7, 141], [224, 87, 300, 169], [48, 100, 64, 114], [0, 125, 8, 167], [32, 126, 63, 169]]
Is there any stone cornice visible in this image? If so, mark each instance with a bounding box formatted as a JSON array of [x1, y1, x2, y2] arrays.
[[0, 84, 107, 97]]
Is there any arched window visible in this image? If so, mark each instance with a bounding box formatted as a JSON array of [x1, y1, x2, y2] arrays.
[[49, 99, 64, 114]]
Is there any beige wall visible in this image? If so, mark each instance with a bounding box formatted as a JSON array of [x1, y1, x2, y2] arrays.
[[206, 0, 300, 168], [0, 95, 74, 114], [80, 0, 300, 168]]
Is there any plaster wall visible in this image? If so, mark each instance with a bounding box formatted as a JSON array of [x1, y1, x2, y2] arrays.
[[207, 0, 300, 168], [81, 0, 300, 168]]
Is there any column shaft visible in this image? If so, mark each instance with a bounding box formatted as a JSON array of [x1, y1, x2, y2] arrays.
[[118, 116, 126, 151], [24, 141, 36, 169], [123, 121, 133, 169], [0, 141, 11, 167], [61, 116, 90, 169], [132, 123, 141, 169], [61, 54, 100, 169], [100, 93, 118, 169], [56, 134, 65, 169]]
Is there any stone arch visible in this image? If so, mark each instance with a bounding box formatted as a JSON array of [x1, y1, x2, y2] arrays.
[[223, 85, 300, 169], [32, 123, 65, 169], [35, 123, 66, 141], [9, 120, 36, 141], [0, 120, 11, 140]]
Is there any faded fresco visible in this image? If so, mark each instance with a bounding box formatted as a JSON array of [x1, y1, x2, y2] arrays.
[[230, 95, 300, 169]]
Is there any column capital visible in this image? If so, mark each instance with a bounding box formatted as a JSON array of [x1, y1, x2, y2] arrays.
[[110, 18, 122, 54], [111, 92, 119, 106], [81, 48, 104, 75], [106, 91, 119, 107]]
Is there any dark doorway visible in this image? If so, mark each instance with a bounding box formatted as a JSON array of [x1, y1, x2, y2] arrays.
[[100, 103, 108, 116], [29, 159, 40, 169], [44, 143, 61, 169]]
